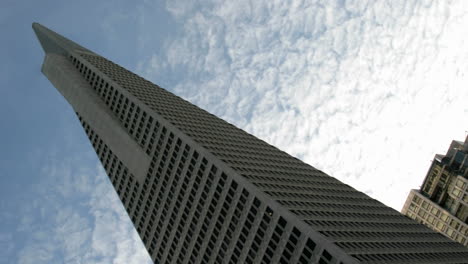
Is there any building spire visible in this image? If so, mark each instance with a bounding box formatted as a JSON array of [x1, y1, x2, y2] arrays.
[[32, 23, 93, 55]]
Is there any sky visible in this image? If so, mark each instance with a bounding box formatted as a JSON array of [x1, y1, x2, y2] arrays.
[[1, 0, 468, 263]]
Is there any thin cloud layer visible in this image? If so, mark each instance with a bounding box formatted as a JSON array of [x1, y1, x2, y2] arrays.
[[10, 153, 151, 264], [138, 0, 468, 209]]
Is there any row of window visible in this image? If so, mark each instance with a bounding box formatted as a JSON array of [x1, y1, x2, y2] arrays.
[[215, 152, 310, 168], [266, 190, 371, 202], [208, 144, 295, 161], [409, 195, 467, 231], [407, 194, 467, 245], [220, 158, 322, 174], [78, 115, 141, 218], [242, 172, 339, 184], [137, 129, 175, 247], [321, 230, 449, 243], [451, 177, 468, 207], [294, 208, 412, 222], [353, 251, 468, 262], [336, 240, 458, 251], [274, 193, 380, 206], [252, 180, 351, 190], [71, 55, 159, 156], [304, 219, 427, 233]]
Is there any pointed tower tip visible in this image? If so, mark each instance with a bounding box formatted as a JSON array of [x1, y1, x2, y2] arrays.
[[32, 23, 92, 55], [32, 22, 44, 33]]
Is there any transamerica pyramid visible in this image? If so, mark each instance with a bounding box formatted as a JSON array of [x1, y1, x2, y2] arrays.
[[33, 22, 468, 264]]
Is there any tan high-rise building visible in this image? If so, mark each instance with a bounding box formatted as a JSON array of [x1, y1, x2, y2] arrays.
[[402, 136, 468, 247], [34, 22, 468, 263]]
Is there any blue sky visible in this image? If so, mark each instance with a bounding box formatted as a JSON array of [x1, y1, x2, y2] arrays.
[[1, 0, 468, 263]]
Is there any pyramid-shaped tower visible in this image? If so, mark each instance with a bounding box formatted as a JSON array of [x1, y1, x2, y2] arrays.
[[33, 23, 468, 264]]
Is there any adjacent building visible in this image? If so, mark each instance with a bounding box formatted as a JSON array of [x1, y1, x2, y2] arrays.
[[33, 23, 468, 263], [402, 136, 468, 247]]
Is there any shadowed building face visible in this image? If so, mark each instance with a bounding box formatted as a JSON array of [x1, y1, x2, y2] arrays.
[[34, 22, 468, 263]]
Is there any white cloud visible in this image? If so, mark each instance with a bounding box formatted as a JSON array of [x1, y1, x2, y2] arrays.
[[17, 243, 56, 264], [137, 0, 468, 210], [14, 154, 152, 264]]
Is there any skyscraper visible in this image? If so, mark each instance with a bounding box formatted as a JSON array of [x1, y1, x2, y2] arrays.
[[402, 136, 468, 247], [33, 22, 468, 264]]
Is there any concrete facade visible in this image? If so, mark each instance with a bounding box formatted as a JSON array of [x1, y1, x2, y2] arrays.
[[34, 23, 468, 264]]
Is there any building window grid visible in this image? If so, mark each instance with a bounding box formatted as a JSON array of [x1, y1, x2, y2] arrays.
[[268, 218, 307, 264], [409, 194, 467, 244], [191, 172, 230, 264], [125, 103, 135, 129], [77, 115, 140, 221], [133, 125, 168, 221], [222, 191, 258, 264], [152, 143, 193, 263], [260, 216, 287, 264], [335, 239, 462, 255], [297, 238, 318, 264], [132, 128, 170, 237], [154, 144, 201, 258], [182, 166, 222, 263], [71, 55, 157, 157], [267, 190, 372, 203], [277, 227, 302, 264], [352, 251, 468, 263], [164, 172, 192, 259], [318, 249, 334, 264], [257, 182, 361, 196], [128, 103, 138, 136], [276, 194, 382, 208], [207, 184, 240, 263], [141, 117, 156, 153], [173, 160, 212, 263], [190, 174, 235, 263], [265, 188, 367, 200], [212, 185, 248, 264], [146, 126, 167, 180], [277, 200, 397, 216], [303, 219, 428, 233], [146, 121, 161, 155], [243, 171, 339, 184], [143, 133, 178, 253], [321, 229, 452, 244], [239, 205, 273, 264], [240, 204, 272, 264], [294, 208, 412, 224]]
